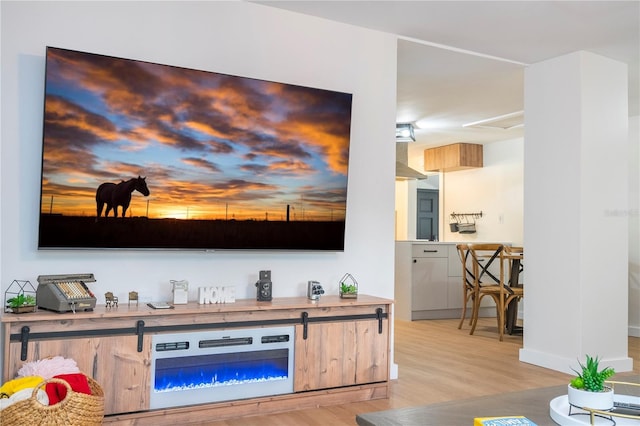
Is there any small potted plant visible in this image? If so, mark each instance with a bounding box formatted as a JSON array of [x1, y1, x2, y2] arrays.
[[567, 354, 615, 410], [4, 279, 38, 314], [6, 293, 37, 314], [339, 273, 358, 299]]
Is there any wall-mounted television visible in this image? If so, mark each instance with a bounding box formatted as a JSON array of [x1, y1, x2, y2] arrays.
[[38, 47, 353, 251]]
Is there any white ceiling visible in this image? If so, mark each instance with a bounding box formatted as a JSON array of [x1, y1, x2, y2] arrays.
[[255, 1, 639, 150]]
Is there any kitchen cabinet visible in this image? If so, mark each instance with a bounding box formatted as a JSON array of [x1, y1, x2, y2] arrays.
[[395, 242, 495, 320], [423, 143, 483, 172], [411, 245, 449, 312]]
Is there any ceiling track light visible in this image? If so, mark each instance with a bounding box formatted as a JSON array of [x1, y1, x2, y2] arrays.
[[396, 123, 415, 142]]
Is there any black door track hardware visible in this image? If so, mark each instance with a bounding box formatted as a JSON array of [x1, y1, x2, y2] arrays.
[[11, 308, 389, 358], [300, 308, 388, 340]]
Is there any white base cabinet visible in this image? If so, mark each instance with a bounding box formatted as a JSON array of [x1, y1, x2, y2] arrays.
[[411, 247, 449, 312], [395, 241, 495, 321]]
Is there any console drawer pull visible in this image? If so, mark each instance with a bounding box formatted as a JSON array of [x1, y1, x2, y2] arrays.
[[301, 312, 309, 340], [20, 326, 30, 361], [136, 320, 145, 352]]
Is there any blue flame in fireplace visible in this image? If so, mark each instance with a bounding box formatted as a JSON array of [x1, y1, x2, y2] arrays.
[[154, 349, 289, 393]]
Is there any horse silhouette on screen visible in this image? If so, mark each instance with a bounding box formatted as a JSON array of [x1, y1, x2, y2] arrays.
[[96, 176, 150, 218]]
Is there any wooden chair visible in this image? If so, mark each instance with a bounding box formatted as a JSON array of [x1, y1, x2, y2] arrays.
[[456, 243, 476, 329], [467, 243, 523, 341]]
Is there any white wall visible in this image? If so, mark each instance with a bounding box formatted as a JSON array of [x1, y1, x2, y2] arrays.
[[394, 180, 410, 240], [395, 137, 524, 245], [440, 138, 524, 245], [629, 115, 640, 337], [0, 1, 398, 370]]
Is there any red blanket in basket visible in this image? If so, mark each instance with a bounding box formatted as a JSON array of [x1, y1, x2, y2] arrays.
[[45, 373, 92, 405]]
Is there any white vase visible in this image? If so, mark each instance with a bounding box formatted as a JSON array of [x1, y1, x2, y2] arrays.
[[567, 384, 614, 410]]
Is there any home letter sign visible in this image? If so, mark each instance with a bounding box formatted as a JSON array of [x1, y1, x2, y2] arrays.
[[198, 286, 236, 304]]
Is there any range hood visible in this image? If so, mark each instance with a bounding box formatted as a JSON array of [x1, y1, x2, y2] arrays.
[[396, 142, 428, 180]]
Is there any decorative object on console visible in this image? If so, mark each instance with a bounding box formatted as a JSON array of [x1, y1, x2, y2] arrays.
[[307, 281, 325, 300], [4, 280, 37, 314], [171, 280, 189, 304], [147, 302, 173, 309], [339, 273, 358, 299], [104, 292, 118, 308], [128, 291, 139, 306], [198, 286, 236, 304], [37, 47, 353, 252], [255, 270, 273, 301], [567, 354, 615, 411], [36, 274, 97, 313]]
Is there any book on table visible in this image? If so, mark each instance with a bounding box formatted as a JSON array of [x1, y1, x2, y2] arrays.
[[474, 416, 537, 426]]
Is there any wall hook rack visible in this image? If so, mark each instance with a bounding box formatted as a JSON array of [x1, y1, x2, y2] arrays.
[[450, 211, 483, 222]]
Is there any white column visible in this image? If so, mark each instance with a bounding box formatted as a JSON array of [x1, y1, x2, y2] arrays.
[[520, 51, 633, 373]]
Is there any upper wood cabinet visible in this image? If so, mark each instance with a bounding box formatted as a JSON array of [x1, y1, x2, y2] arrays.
[[424, 143, 483, 172]]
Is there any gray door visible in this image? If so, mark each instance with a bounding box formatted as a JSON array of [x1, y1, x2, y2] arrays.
[[417, 189, 439, 240]]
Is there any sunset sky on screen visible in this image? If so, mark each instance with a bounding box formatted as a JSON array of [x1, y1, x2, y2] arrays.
[[40, 48, 352, 221]]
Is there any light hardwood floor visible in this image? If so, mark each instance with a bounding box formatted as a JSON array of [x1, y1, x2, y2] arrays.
[[206, 318, 639, 426]]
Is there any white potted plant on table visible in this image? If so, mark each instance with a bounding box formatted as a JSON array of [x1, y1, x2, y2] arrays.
[[568, 355, 615, 410]]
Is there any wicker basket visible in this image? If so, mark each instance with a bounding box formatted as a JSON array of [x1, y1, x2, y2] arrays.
[[0, 375, 104, 425]]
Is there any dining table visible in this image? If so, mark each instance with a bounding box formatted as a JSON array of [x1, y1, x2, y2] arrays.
[[503, 251, 524, 335]]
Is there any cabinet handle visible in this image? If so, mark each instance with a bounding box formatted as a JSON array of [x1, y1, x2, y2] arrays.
[[423, 250, 438, 253], [301, 312, 309, 340], [376, 308, 383, 334], [136, 320, 145, 352], [20, 326, 30, 361]]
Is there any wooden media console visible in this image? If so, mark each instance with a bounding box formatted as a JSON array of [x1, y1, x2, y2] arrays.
[[1, 295, 392, 425]]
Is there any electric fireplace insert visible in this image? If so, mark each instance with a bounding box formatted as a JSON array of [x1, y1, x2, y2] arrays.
[[150, 326, 294, 409]]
